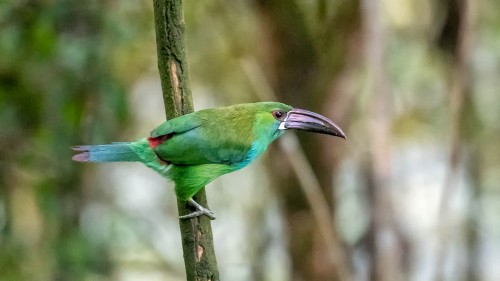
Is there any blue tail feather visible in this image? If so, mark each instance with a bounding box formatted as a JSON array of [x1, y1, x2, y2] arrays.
[[72, 142, 140, 162]]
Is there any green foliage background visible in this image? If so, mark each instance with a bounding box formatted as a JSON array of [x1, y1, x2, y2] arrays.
[[1, 0, 500, 280]]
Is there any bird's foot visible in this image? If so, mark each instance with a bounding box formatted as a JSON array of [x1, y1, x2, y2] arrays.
[[179, 198, 216, 220], [179, 209, 216, 220]]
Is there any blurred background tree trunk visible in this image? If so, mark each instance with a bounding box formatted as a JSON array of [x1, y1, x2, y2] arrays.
[[253, 0, 361, 279], [360, 0, 409, 280], [434, 0, 481, 280]]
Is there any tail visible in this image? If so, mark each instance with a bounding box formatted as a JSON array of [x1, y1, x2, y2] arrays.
[[72, 139, 173, 178], [72, 142, 141, 162]]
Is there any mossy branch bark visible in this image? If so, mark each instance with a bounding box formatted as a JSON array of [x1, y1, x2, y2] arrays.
[[152, 1, 219, 280]]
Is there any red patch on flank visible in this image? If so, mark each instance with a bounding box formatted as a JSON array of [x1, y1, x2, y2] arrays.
[[148, 134, 173, 148]]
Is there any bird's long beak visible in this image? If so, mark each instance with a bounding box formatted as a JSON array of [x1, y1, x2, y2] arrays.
[[279, 108, 346, 139]]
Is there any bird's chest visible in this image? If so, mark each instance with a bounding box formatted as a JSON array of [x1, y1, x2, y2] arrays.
[[233, 138, 270, 169]]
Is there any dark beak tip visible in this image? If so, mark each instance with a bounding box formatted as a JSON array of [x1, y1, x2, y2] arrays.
[[286, 108, 348, 140], [332, 131, 346, 140], [337, 130, 347, 139]]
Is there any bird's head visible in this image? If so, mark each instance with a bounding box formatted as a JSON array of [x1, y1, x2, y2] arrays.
[[251, 102, 346, 141]]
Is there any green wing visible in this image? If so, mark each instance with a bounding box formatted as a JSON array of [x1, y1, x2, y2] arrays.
[[151, 109, 254, 166], [150, 113, 202, 137]]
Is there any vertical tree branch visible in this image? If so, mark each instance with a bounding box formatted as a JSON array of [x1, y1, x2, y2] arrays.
[[152, 1, 219, 280]]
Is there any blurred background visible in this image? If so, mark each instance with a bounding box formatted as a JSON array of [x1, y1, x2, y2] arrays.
[[1, 0, 500, 280]]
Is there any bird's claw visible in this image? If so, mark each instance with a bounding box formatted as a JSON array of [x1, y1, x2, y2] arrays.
[[179, 198, 216, 220], [179, 208, 216, 220]]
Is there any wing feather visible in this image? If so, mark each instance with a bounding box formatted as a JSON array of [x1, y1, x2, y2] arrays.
[[152, 109, 254, 165]]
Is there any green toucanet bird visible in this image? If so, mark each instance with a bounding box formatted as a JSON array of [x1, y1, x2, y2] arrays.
[[72, 102, 346, 219]]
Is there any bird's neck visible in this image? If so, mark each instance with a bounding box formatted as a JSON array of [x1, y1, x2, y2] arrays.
[[239, 122, 284, 168]]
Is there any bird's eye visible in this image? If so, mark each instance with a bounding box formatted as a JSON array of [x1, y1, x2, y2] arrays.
[[272, 110, 286, 121]]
